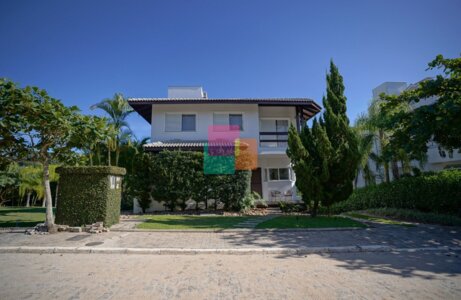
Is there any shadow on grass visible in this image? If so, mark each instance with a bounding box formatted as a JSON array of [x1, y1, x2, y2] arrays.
[[0, 207, 51, 227]]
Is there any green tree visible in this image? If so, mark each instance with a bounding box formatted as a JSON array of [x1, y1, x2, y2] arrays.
[[381, 54, 461, 157], [0, 79, 90, 229], [287, 61, 359, 216], [75, 115, 111, 166], [91, 93, 134, 166], [18, 165, 43, 207], [321, 61, 360, 206], [0, 163, 19, 206], [129, 153, 155, 213]]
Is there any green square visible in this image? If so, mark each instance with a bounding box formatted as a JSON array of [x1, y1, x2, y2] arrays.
[[204, 145, 235, 174]]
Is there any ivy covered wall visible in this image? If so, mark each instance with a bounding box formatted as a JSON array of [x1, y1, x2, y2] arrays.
[[55, 166, 126, 227]]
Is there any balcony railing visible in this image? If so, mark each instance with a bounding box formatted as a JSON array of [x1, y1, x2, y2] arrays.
[[259, 132, 288, 148]]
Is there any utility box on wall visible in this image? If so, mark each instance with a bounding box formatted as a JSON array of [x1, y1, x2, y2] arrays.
[[55, 166, 126, 227]]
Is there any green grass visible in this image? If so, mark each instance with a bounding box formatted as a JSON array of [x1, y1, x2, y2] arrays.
[[255, 216, 366, 229], [0, 207, 48, 227], [344, 212, 416, 227], [137, 215, 256, 230]]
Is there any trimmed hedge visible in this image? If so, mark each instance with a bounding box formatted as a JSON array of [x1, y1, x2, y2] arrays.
[[327, 170, 461, 216], [363, 208, 461, 226], [55, 166, 126, 227], [136, 151, 252, 212]]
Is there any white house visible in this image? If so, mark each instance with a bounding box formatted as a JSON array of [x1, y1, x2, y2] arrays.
[[128, 86, 321, 211]]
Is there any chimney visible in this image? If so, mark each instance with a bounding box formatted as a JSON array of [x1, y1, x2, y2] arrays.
[[168, 86, 207, 98]]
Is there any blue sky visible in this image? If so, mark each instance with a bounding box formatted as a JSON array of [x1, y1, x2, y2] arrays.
[[1, 0, 460, 139]]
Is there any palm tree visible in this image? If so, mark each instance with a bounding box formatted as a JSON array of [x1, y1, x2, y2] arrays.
[[353, 124, 375, 187], [19, 166, 43, 207], [91, 93, 134, 166], [355, 98, 417, 185]]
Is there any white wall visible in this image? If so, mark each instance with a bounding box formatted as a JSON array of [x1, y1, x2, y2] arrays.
[[259, 155, 297, 202], [259, 106, 296, 119], [151, 103, 260, 142]]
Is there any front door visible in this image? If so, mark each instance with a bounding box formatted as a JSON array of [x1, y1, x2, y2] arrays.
[[251, 168, 263, 196]]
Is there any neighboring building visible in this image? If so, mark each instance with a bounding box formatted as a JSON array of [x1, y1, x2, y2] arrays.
[[128, 86, 321, 212], [355, 80, 461, 188]]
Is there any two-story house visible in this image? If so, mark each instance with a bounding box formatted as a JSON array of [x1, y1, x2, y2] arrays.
[[128, 86, 321, 211]]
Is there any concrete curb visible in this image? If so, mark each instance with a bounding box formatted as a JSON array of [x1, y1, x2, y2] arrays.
[[110, 227, 366, 233], [1, 246, 460, 255]]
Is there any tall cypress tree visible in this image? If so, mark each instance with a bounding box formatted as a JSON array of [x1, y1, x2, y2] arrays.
[[321, 61, 359, 207], [287, 61, 359, 216]]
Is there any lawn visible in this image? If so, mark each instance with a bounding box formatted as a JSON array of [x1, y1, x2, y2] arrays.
[[256, 216, 366, 229], [0, 207, 47, 227], [137, 215, 256, 230], [344, 212, 416, 227]]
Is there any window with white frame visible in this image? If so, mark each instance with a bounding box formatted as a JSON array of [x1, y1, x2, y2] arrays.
[[165, 113, 196, 132], [266, 168, 291, 181], [213, 113, 243, 131], [109, 176, 122, 189]]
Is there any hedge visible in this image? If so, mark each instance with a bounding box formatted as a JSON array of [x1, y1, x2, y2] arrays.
[[134, 151, 252, 212], [55, 166, 126, 226], [327, 170, 461, 216]]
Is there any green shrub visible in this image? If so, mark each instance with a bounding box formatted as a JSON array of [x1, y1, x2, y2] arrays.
[[328, 170, 461, 216], [279, 201, 306, 213], [363, 208, 461, 226], [213, 170, 251, 211], [55, 166, 126, 226], [252, 192, 267, 208], [147, 151, 251, 212]]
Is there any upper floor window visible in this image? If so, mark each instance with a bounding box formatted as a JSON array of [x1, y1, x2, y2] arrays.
[[165, 113, 196, 132], [213, 113, 243, 131]]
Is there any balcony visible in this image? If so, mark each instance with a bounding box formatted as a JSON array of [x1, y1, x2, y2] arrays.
[[259, 131, 288, 149]]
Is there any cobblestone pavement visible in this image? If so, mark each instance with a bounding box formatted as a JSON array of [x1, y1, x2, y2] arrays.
[[0, 224, 459, 250], [1, 251, 460, 299]]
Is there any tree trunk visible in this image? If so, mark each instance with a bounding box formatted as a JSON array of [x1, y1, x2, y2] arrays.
[[43, 158, 55, 229], [26, 192, 31, 207], [96, 145, 101, 165], [391, 160, 400, 180], [42, 197, 45, 207], [311, 200, 319, 217], [384, 162, 390, 183], [54, 183, 59, 208], [89, 152, 93, 166], [115, 148, 120, 167], [108, 148, 111, 166]]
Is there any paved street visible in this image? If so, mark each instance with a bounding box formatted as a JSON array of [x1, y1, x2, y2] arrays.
[[1, 251, 461, 299], [1, 223, 460, 250]]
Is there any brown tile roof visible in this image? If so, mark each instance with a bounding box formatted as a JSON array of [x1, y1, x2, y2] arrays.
[[129, 97, 321, 123], [144, 140, 249, 152]]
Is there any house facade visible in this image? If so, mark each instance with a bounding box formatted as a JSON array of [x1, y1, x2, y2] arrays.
[[129, 86, 321, 211]]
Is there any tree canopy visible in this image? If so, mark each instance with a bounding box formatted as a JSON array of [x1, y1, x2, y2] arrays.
[[381, 55, 461, 157], [0, 78, 105, 227]]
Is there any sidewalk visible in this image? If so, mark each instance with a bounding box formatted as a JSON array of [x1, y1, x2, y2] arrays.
[[1, 222, 460, 255]]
